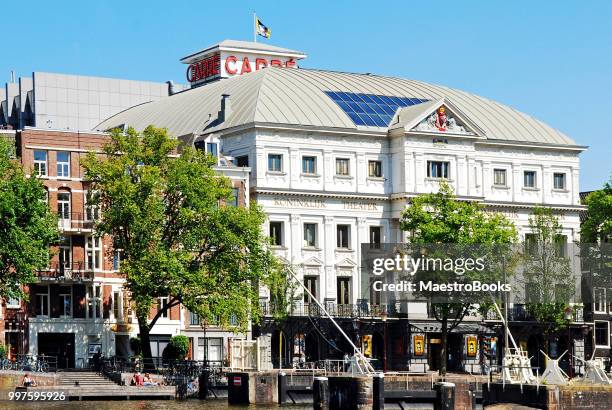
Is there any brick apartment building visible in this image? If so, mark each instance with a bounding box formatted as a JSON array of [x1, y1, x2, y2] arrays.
[[1, 127, 250, 368]]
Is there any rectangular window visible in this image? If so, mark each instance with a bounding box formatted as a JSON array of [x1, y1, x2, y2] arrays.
[[594, 288, 607, 313], [158, 297, 169, 318], [493, 169, 507, 186], [206, 142, 218, 158], [190, 311, 200, 326], [269, 221, 283, 246], [113, 291, 122, 320], [198, 337, 223, 362], [61, 293, 72, 317], [36, 292, 49, 317], [555, 235, 567, 258], [57, 151, 70, 178], [337, 278, 351, 305], [86, 236, 102, 271], [595, 321, 610, 347], [304, 276, 317, 304], [59, 236, 72, 270], [302, 156, 316, 174], [427, 161, 450, 179], [6, 296, 20, 309], [336, 224, 350, 249], [85, 191, 100, 221], [57, 191, 71, 221], [229, 188, 239, 207], [303, 223, 317, 248], [113, 250, 122, 271], [370, 226, 381, 249], [236, 155, 249, 167], [336, 158, 350, 176], [87, 285, 101, 319], [268, 154, 282, 172], [524, 171, 536, 188], [553, 173, 566, 190], [368, 160, 382, 178], [33, 150, 47, 176], [525, 233, 538, 256]]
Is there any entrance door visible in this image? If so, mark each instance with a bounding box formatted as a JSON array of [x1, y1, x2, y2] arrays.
[[38, 333, 75, 369], [428, 336, 442, 371], [447, 334, 463, 371]]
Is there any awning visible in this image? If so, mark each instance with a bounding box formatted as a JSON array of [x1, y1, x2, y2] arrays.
[[410, 321, 495, 335]]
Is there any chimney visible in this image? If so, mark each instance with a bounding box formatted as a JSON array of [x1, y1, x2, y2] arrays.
[[219, 94, 231, 123], [166, 80, 175, 96]]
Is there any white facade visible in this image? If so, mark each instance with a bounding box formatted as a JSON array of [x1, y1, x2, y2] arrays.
[[220, 122, 583, 307]]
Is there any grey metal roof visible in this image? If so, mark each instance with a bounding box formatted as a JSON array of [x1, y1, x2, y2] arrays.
[[95, 68, 578, 146]]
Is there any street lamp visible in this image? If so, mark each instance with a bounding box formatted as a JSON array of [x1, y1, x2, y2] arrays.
[[381, 310, 388, 372], [563, 306, 573, 379]]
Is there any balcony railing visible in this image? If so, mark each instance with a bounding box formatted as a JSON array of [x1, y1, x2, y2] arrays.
[[38, 262, 93, 282], [484, 304, 584, 323], [260, 301, 400, 319], [57, 213, 95, 232]]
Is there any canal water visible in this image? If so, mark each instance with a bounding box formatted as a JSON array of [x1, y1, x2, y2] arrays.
[[0, 399, 310, 409]]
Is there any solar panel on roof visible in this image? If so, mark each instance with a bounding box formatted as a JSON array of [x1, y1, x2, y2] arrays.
[[325, 91, 428, 127]]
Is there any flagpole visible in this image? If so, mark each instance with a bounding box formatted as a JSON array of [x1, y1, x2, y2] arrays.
[[253, 12, 257, 43]]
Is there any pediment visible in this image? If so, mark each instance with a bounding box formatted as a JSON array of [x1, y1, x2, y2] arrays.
[[335, 258, 357, 268], [301, 256, 324, 267], [393, 98, 485, 138]]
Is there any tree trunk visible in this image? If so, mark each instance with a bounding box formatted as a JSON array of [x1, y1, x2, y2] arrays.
[[137, 316, 155, 371], [439, 314, 448, 376]]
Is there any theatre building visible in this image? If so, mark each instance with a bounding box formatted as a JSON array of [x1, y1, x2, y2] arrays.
[[95, 40, 587, 372]]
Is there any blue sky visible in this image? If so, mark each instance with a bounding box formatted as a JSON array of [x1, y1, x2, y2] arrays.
[[3, 0, 611, 190]]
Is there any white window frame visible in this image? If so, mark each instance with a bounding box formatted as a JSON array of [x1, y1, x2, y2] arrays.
[[33, 150, 47, 177], [303, 223, 318, 248], [336, 224, 351, 249], [112, 290, 123, 321], [158, 297, 169, 319], [267, 153, 283, 172], [594, 320, 610, 348], [56, 151, 70, 179], [493, 168, 507, 186], [36, 291, 49, 317], [523, 170, 537, 188], [269, 221, 284, 247], [594, 288, 607, 313], [6, 296, 21, 309], [85, 191, 101, 222], [301, 155, 317, 175], [59, 236, 72, 270], [60, 291, 72, 318], [427, 160, 450, 179], [86, 236, 102, 271], [57, 191, 71, 222], [86, 285, 102, 319], [335, 158, 350, 176], [553, 172, 566, 190], [368, 160, 383, 178]]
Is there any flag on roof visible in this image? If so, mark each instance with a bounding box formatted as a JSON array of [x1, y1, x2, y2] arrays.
[[256, 17, 271, 39]]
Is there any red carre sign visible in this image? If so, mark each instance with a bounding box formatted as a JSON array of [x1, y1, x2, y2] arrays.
[[187, 53, 221, 83]]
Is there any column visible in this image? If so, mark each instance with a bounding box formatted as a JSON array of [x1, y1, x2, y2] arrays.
[[289, 148, 299, 189], [571, 166, 580, 205], [512, 162, 521, 202], [323, 150, 333, 191], [356, 153, 366, 192], [415, 153, 425, 192], [542, 165, 552, 204], [482, 160, 492, 199], [355, 217, 368, 304], [324, 216, 336, 302], [255, 150, 266, 187], [457, 156, 468, 196]]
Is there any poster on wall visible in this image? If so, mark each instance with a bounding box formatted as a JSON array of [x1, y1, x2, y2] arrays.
[[362, 335, 372, 357], [466, 336, 477, 357], [88, 343, 101, 356], [293, 333, 305, 356], [413, 335, 424, 356]]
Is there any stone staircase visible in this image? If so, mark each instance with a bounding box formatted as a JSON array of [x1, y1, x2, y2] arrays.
[[58, 371, 119, 387]]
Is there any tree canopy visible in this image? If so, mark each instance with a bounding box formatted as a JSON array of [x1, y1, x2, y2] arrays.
[[0, 138, 58, 301], [582, 177, 612, 242], [82, 126, 286, 362], [399, 182, 516, 374]]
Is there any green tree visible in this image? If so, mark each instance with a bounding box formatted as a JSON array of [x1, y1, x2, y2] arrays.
[[400, 182, 516, 375], [82, 126, 286, 366], [523, 206, 575, 351], [582, 177, 612, 242], [163, 335, 190, 361], [0, 138, 58, 300]]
